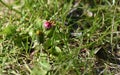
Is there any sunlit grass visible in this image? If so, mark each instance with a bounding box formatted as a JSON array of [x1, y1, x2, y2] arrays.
[[0, 0, 120, 75]]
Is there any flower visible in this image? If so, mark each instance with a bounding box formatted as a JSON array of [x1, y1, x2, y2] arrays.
[[36, 30, 44, 43], [36, 30, 43, 35], [44, 21, 52, 29]]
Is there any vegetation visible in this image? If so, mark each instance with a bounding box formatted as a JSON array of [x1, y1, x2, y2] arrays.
[[0, 0, 120, 75]]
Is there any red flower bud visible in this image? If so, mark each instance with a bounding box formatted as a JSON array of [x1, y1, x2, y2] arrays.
[[44, 21, 52, 29]]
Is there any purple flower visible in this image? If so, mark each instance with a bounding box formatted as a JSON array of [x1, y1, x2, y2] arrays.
[[44, 21, 52, 29]]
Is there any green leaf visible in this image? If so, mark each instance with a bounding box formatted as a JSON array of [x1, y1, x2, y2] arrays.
[[45, 26, 55, 38], [55, 46, 62, 53], [49, 46, 62, 56], [36, 30, 44, 43], [35, 18, 43, 30], [31, 54, 51, 75], [43, 39, 52, 49], [2, 25, 16, 37]]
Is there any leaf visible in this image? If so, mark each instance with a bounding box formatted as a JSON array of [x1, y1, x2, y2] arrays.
[[35, 18, 43, 30], [31, 53, 51, 75], [49, 46, 62, 56], [31, 65, 47, 75], [43, 39, 52, 49], [40, 59, 51, 72], [2, 25, 16, 37], [55, 46, 62, 53], [36, 30, 44, 43], [45, 26, 55, 38]]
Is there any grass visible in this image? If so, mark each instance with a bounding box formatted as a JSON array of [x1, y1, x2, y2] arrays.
[[0, 0, 120, 75]]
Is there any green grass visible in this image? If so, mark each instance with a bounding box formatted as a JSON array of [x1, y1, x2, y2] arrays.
[[0, 0, 120, 75]]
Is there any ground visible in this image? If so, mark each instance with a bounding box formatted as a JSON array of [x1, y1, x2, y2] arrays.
[[0, 0, 120, 75]]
